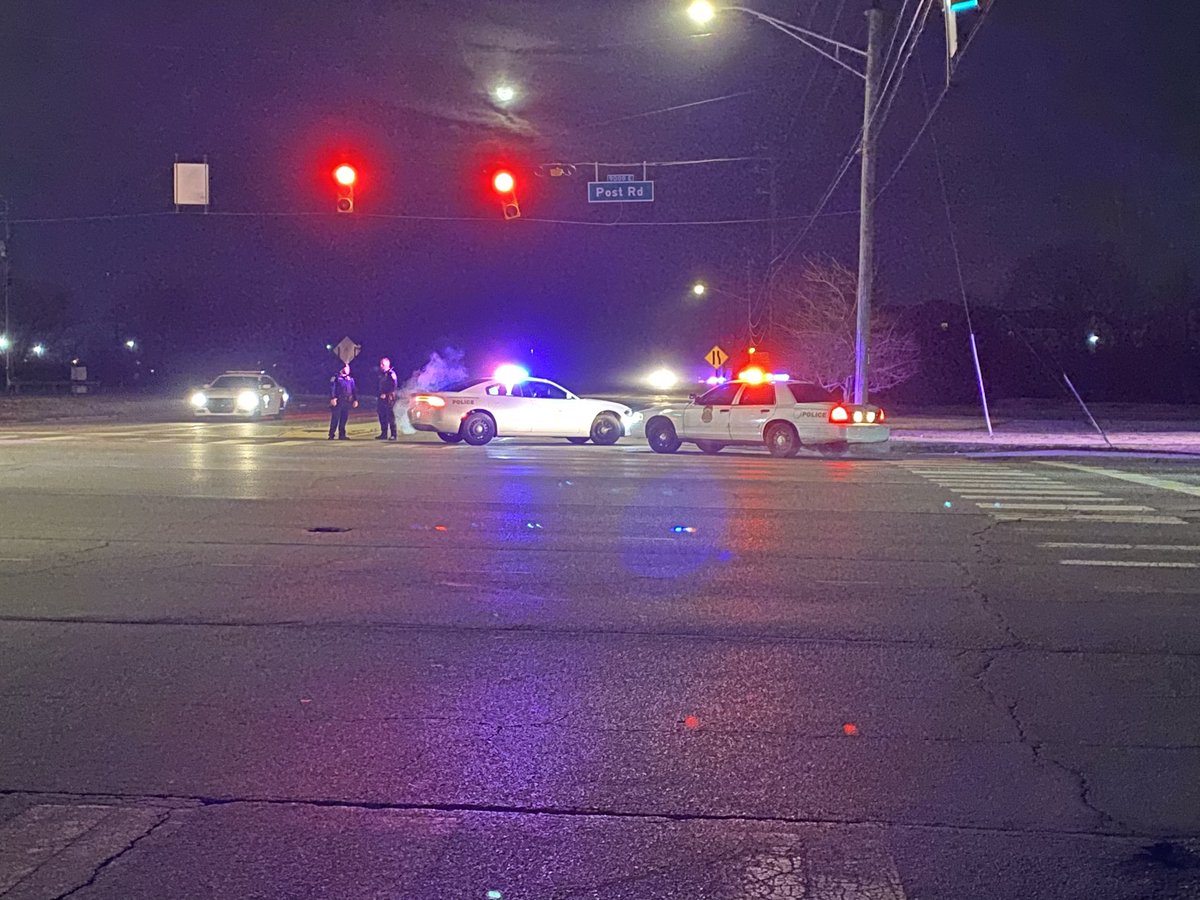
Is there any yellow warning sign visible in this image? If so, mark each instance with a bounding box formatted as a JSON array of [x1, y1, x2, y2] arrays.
[[705, 345, 729, 369]]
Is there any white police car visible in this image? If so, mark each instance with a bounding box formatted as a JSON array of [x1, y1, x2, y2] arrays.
[[643, 377, 887, 457], [408, 367, 640, 446], [190, 371, 289, 419]]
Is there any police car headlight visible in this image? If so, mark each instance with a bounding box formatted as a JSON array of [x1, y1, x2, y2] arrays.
[[237, 390, 260, 411], [190, 391, 207, 408]]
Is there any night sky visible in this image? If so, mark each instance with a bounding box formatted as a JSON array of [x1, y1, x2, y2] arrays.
[[2, 0, 1196, 389]]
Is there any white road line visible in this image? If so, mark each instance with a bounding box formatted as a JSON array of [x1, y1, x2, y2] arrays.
[[1107, 586, 1200, 594], [930, 484, 1076, 490], [1041, 462, 1200, 499], [1060, 559, 1200, 569], [906, 472, 1045, 478], [950, 494, 1108, 501], [976, 503, 1155, 512], [993, 513, 1186, 525], [958, 497, 1119, 504], [0, 557, 33, 562], [1041, 542, 1200, 552], [936, 486, 1077, 492]]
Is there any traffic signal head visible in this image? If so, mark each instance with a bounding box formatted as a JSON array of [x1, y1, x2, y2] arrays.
[[333, 164, 356, 212], [491, 169, 520, 220], [492, 170, 515, 195]]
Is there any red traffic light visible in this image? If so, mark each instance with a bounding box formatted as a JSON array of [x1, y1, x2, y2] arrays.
[[492, 170, 515, 194], [333, 164, 357, 187]]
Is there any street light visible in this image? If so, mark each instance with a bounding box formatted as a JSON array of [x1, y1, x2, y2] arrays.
[[0, 335, 8, 352], [31, 343, 45, 357], [691, 282, 706, 297], [689, 3, 882, 405], [125, 338, 136, 351], [687, 0, 716, 25], [492, 84, 517, 104]]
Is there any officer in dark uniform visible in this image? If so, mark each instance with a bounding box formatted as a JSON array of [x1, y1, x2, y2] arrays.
[[376, 357, 399, 441], [328, 363, 358, 440]]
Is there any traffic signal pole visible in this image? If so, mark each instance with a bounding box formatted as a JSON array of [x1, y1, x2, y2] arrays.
[[853, 5, 883, 406]]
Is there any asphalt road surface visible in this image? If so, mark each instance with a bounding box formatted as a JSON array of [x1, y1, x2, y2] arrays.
[[2, 420, 1200, 899]]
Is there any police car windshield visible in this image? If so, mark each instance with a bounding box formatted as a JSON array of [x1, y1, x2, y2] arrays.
[[211, 376, 260, 389]]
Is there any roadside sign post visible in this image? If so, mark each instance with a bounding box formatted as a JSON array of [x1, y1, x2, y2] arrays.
[[334, 337, 361, 365], [704, 345, 729, 380]]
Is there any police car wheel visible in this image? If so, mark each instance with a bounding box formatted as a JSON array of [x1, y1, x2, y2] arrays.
[[646, 417, 681, 454], [566, 437, 589, 445], [461, 411, 497, 446], [590, 413, 622, 446], [437, 432, 463, 444], [765, 422, 800, 458], [695, 440, 725, 455]]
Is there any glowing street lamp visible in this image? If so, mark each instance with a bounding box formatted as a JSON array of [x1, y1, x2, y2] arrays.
[[125, 338, 137, 351], [691, 282, 706, 297], [0, 335, 9, 352], [687, 0, 716, 25], [492, 84, 517, 104], [31, 343, 45, 357]]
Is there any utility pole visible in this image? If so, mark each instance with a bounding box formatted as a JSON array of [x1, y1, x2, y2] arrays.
[[1, 199, 10, 393], [853, 5, 883, 406]]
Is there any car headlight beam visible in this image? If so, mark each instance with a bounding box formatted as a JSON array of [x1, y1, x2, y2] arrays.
[[237, 390, 260, 411], [190, 391, 207, 408]]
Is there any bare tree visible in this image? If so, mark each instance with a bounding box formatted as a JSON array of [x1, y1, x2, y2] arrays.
[[771, 257, 920, 399]]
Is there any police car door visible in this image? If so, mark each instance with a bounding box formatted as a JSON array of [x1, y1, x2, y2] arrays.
[[726, 382, 777, 440], [517, 379, 570, 434], [480, 382, 527, 434], [682, 382, 739, 439]]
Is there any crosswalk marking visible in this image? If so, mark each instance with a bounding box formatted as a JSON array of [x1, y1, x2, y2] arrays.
[[901, 461, 1186, 526], [993, 513, 1186, 525], [1041, 542, 1200, 552], [1060, 559, 1200, 569], [1037, 540, 1199, 573], [976, 503, 1156, 511], [1042, 462, 1200, 500]]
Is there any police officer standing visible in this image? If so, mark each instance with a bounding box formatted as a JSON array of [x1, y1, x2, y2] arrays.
[[376, 357, 399, 441], [328, 363, 358, 440]]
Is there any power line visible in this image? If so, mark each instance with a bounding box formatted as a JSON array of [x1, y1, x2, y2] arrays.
[[881, 0, 915, 72], [923, 64, 993, 435], [746, 1, 931, 339], [765, 0, 929, 276], [543, 155, 769, 171], [10, 208, 860, 228], [875, 0, 998, 201], [872, 0, 934, 135], [564, 89, 758, 132]]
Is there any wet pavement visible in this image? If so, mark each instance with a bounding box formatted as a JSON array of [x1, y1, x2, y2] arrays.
[[2, 423, 1199, 898]]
